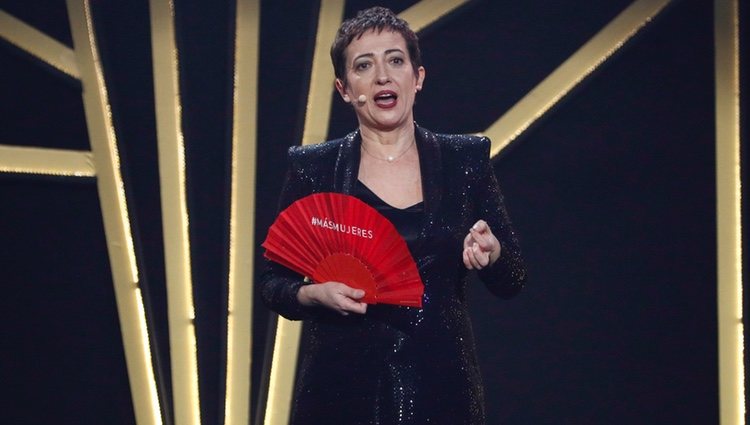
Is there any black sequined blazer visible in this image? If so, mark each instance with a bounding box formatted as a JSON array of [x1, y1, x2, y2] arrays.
[[260, 125, 527, 425]]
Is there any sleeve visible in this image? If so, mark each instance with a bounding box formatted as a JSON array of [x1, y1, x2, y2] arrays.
[[258, 148, 323, 320], [472, 137, 528, 298]]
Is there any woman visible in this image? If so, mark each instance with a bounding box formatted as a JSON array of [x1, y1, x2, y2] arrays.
[[260, 7, 526, 425]]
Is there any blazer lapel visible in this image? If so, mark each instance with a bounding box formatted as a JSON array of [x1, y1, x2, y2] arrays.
[[334, 129, 361, 195], [415, 125, 443, 234]]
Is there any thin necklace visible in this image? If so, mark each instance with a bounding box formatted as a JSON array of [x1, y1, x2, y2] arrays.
[[361, 138, 415, 163]]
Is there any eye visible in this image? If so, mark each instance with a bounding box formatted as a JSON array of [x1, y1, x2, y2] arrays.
[[390, 57, 404, 65], [354, 61, 371, 71]]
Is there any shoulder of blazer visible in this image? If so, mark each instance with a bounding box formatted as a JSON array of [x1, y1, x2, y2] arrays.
[[415, 125, 490, 160], [434, 132, 491, 158], [426, 131, 492, 179], [287, 138, 343, 165], [284, 131, 356, 177]]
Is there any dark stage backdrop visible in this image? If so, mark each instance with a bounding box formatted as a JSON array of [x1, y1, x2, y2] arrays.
[[0, 0, 743, 424]]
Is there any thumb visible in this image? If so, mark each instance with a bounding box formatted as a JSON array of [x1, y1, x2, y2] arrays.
[[472, 220, 489, 233], [346, 287, 365, 299]]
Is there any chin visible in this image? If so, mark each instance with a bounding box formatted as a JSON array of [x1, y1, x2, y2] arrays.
[[369, 113, 411, 129]]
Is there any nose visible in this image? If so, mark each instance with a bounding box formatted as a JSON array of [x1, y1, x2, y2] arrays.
[[375, 62, 390, 84]]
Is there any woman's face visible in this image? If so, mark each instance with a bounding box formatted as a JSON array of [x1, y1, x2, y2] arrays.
[[336, 29, 425, 133]]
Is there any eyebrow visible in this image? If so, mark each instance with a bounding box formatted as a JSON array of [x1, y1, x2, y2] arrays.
[[352, 48, 405, 63]]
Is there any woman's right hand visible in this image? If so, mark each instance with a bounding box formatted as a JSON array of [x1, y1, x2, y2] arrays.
[[296, 282, 368, 316]]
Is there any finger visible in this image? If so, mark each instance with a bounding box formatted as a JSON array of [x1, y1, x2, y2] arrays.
[[470, 220, 493, 238], [473, 242, 490, 267], [341, 299, 367, 315], [332, 286, 367, 311], [471, 243, 486, 269], [470, 221, 494, 245], [344, 287, 365, 300], [349, 302, 367, 314], [328, 282, 364, 299], [469, 229, 495, 251], [463, 247, 474, 270], [468, 243, 482, 269], [463, 231, 474, 248], [471, 220, 489, 234]]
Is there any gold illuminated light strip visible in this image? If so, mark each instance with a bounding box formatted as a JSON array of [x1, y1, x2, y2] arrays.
[[66, 1, 163, 424], [399, 0, 468, 32], [0, 11, 91, 178], [0, 145, 95, 177], [0, 10, 80, 79], [300, 0, 346, 146], [263, 316, 303, 425], [715, 1, 744, 424], [265, 2, 471, 424], [224, 0, 260, 424], [482, 0, 673, 157], [148, 1, 201, 424]]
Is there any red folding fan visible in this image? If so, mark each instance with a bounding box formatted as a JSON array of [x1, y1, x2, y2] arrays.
[[262, 192, 423, 307]]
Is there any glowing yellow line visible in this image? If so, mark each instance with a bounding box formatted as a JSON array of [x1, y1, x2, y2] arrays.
[[66, 0, 162, 424], [301, 0, 346, 146], [264, 318, 302, 425], [0, 145, 95, 177], [224, 1, 260, 424], [715, 0, 744, 424], [482, 0, 673, 157], [135, 287, 165, 425], [0, 10, 80, 79], [399, 0, 469, 32], [148, 0, 201, 424]]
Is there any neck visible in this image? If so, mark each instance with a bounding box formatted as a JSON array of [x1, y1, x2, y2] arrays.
[[359, 121, 415, 148]]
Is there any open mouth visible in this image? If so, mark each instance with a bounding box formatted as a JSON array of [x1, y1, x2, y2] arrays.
[[374, 91, 397, 108]]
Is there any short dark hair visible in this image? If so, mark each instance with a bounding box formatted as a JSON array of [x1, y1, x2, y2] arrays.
[[330, 7, 422, 84]]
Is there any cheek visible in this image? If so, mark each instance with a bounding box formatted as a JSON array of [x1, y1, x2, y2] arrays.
[[348, 75, 367, 91]]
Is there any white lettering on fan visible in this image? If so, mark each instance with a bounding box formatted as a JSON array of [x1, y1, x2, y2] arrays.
[[310, 216, 374, 239]]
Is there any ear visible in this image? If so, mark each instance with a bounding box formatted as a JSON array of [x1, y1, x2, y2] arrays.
[[415, 66, 426, 91], [335, 78, 350, 102]]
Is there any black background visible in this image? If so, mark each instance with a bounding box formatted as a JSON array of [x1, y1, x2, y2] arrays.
[[0, 0, 744, 424]]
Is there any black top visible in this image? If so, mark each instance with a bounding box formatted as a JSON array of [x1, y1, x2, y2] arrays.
[[355, 180, 424, 243], [260, 126, 527, 425]]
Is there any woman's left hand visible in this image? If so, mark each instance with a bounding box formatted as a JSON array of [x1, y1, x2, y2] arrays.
[[462, 219, 501, 270]]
